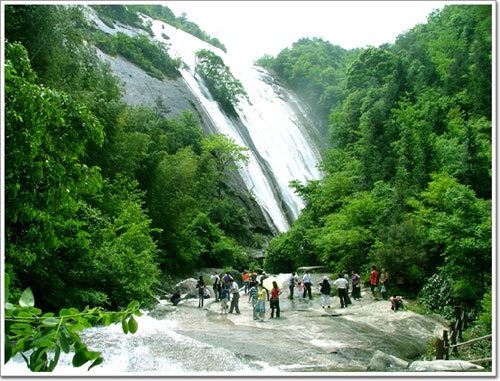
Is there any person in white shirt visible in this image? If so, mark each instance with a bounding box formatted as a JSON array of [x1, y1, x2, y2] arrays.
[[302, 271, 313, 300], [333, 274, 349, 308], [228, 278, 241, 314]]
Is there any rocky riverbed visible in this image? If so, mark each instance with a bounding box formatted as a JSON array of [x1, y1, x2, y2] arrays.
[[4, 276, 487, 376], [150, 282, 450, 373]]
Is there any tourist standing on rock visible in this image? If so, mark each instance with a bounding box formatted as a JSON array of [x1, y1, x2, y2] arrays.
[[333, 274, 349, 308], [288, 272, 298, 300], [248, 281, 259, 320], [242, 270, 250, 294], [222, 272, 231, 301], [370, 265, 379, 299], [342, 270, 352, 305], [270, 281, 282, 318], [257, 282, 266, 321], [228, 277, 241, 314], [302, 270, 313, 300], [260, 271, 270, 301], [319, 276, 331, 308], [211, 272, 220, 302], [351, 270, 361, 300], [379, 268, 389, 300], [196, 276, 206, 308]]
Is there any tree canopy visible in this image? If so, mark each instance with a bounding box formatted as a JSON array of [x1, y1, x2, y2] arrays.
[[262, 5, 492, 322]]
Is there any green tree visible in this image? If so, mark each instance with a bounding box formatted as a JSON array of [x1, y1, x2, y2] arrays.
[[195, 49, 247, 116], [5, 41, 104, 308], [5, 41, 160, 310], [410, 174, 491, 303]]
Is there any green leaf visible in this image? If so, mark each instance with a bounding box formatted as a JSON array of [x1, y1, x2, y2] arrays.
[[18, 288, 34, 308], [46, 345, 61, 371], [88, 356, 103, 371], [31, 331, 57, 347], [41, 317, 59, 327], [72, 348, 91, 367], [59, 331, 70, 354], [29, 347, 48, 371], [121, 315, 129, 334], [59, 308, 72, 317], [127, 316, 138, 334], [28, 307, 42, 315], [127, 300, 140, 311]]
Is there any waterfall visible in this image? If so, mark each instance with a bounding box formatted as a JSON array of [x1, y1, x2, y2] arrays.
[[147, 17, 323, 232]]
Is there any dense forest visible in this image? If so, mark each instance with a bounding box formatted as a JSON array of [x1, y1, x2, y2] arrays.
[[4, 3, 492, 369], [260, 5, 492, 314]]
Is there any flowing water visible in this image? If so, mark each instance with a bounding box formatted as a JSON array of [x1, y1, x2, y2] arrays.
[[147, 17, 323, 232], [4, 274, 446, 376]]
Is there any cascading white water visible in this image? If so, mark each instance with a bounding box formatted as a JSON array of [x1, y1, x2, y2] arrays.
[[147, 17, 323, 232]]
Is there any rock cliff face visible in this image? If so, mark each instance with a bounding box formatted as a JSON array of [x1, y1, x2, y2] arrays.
[[96, 50, 275, 235]]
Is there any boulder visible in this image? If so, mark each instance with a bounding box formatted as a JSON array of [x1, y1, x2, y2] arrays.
[[367, 350, 409, 371], [175, 278, 198, 298], [408, 360, 485, 372]]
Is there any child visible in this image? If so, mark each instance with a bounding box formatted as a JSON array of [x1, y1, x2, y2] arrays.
[[296, 281, 304, 301], [248, 281, 259, 320]]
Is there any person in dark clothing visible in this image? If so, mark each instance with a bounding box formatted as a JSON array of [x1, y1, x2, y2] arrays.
[[196, 276, 206, 308], [170, 291, 181, 306], [319, 276, 331, 308]]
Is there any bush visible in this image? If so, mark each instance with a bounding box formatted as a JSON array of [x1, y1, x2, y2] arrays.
[[419, 273, 455, 318]]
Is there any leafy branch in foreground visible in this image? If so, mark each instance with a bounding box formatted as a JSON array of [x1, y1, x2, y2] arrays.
[[4, 287, 141, 372]]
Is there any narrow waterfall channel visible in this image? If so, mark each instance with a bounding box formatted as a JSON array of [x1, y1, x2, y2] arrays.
[[147, 17, 323, 232]]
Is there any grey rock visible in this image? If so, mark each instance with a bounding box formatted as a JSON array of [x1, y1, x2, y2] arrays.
[[408, 360, 485, 372], [367, 350, 409, 371]]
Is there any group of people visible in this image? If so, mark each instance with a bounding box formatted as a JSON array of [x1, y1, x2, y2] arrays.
[[248, 279, 282, 321], [287, 271, 312, 301], [369, 265, 390, 300], [317, 272, 354, 309], [205, 270, 276, 318], [173, 265, 401, 316]]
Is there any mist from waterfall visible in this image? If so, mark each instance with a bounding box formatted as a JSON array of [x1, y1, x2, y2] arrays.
[[147, 17, 323, 232]]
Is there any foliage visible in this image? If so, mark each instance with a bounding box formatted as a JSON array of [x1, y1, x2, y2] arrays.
[[410, 174, 491, 303], [93, 30, 181, 79], [91, 5, 143, 30], [195, 49, 248, 117], [4, 284, 141, 371], [419, 273, 456, 319], [265, 4, 492, 325], [448, 287, 492, 370]]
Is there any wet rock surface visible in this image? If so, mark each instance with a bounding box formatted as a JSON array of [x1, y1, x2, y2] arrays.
[[156, 284, 448, 372]]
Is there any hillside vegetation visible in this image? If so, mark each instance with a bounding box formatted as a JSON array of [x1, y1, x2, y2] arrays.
[[258, 5, 492, 364]]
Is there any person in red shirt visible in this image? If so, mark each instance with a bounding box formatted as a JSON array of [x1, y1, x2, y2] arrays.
[[242, 271, 250, 294], [270, 281, 282, 318], [370, 265, 379, 299]]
